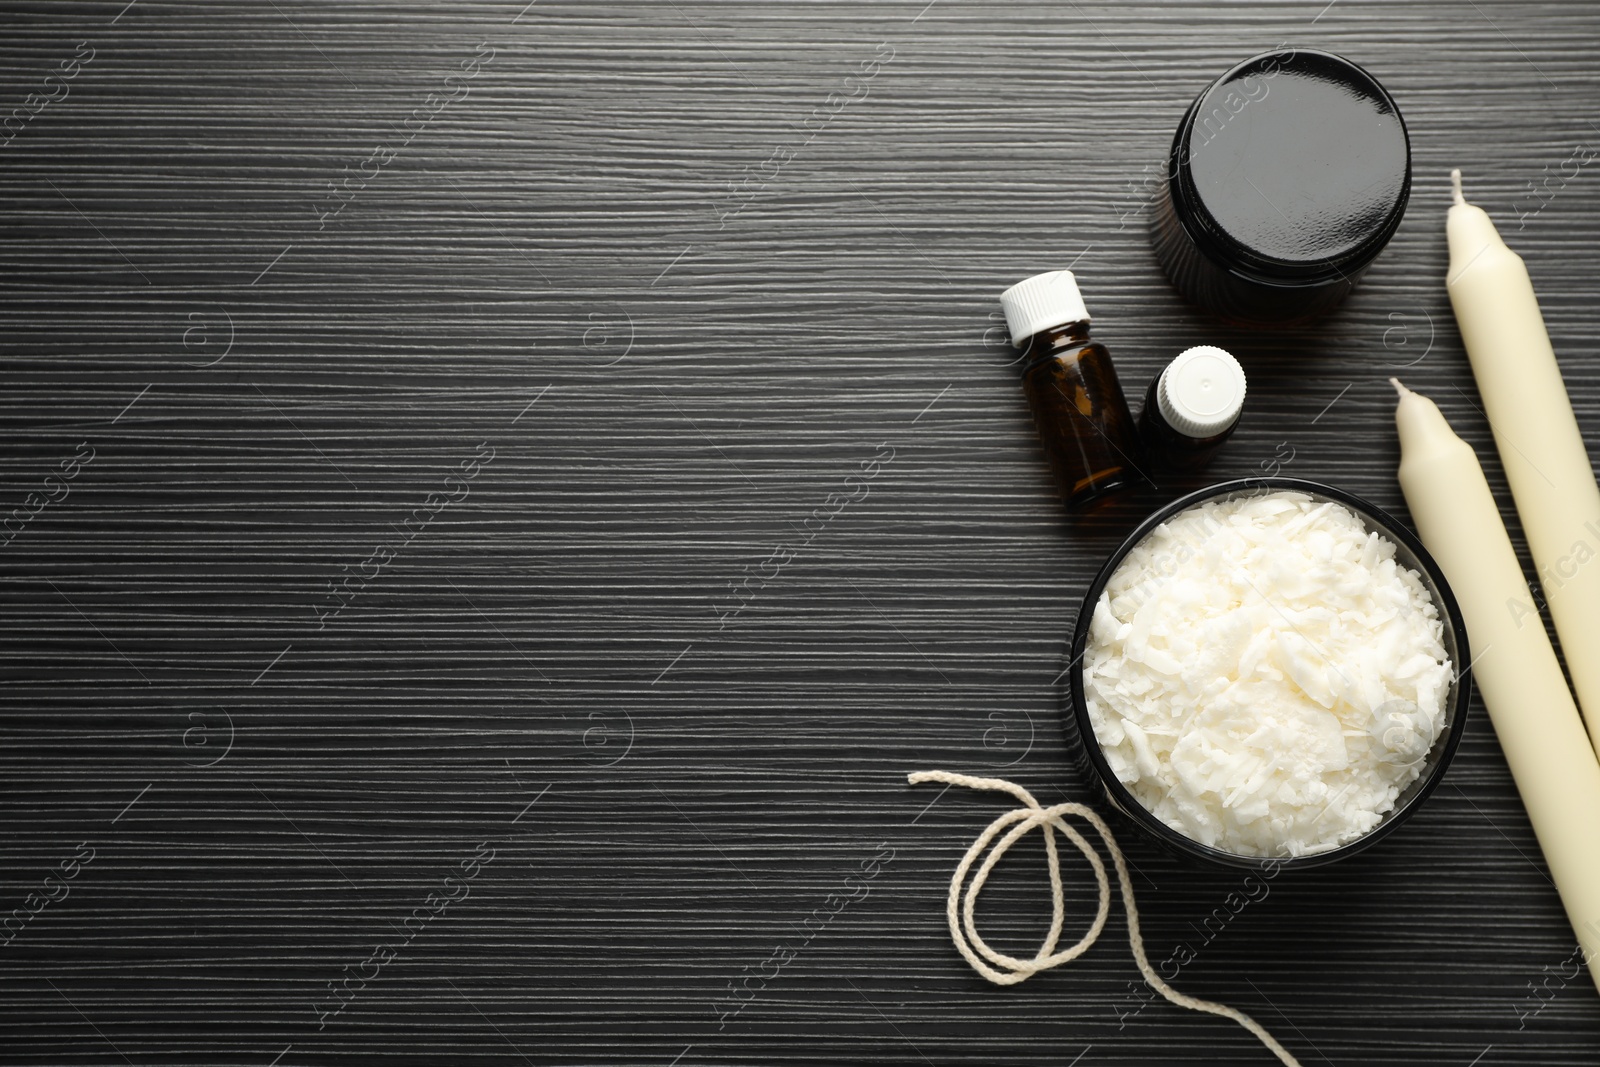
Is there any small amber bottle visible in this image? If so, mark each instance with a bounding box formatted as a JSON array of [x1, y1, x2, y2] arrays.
[[1000, 271, 1144, 511], [1137, 345, 1247, 472]]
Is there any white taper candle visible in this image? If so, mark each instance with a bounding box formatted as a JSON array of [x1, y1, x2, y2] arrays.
[[1447, 170, 1600, 761], [1394, 379, 1600, 995]]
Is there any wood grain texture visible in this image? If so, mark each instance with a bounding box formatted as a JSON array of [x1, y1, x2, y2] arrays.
[[2, 0, 1599, 1063]]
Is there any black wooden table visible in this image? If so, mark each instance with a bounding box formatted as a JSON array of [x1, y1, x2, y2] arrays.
[[4, 2, 1599, 1064]]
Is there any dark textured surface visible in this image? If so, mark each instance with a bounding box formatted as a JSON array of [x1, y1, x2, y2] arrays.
[[3, 1, 1600, 1064]]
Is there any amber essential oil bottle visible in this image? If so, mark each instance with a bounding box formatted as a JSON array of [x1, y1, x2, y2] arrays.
[[999, 271, 1144, 511], [1137, 345, 1247, 472]]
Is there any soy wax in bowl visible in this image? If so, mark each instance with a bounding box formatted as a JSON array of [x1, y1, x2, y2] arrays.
[[1063, 478, 1470, 870]]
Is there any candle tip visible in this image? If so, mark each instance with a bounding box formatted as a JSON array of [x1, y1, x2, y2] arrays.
[[1390, 377, 1412, 398], [1450, 168, 1465, 206]]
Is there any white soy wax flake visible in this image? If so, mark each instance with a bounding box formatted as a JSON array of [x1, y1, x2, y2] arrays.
[[1083, 491, 1453, 858]]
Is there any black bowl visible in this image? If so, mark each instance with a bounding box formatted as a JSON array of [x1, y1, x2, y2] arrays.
[[1063, 477, 1471, 871]]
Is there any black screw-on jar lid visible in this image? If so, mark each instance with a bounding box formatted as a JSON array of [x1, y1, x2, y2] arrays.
[[1170, 48, 1411, 283]]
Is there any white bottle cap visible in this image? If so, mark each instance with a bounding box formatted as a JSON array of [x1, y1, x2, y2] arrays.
[[999, 270, 1090, 347], [1156, 345, 1246, 438]]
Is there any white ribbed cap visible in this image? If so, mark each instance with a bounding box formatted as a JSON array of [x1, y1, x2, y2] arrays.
[[1156, 345, 1246, 438], [999, 270, 1090, 347]]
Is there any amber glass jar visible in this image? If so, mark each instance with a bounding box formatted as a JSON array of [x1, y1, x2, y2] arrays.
[[1151, 48, 1411, 327]]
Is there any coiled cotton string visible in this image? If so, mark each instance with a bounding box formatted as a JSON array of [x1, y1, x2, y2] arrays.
[[908, 770, 1303, 1067]]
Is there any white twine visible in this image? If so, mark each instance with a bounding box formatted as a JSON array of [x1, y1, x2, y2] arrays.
[[907, 770, 1303, 1067]]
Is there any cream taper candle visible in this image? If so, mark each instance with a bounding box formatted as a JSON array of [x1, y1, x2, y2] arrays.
[[1394, 379, 1600, 995], [1447, 170, 1600, 760]]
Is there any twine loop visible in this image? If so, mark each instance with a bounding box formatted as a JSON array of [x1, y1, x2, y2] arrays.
[[908, 770, 1302, 1067]]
